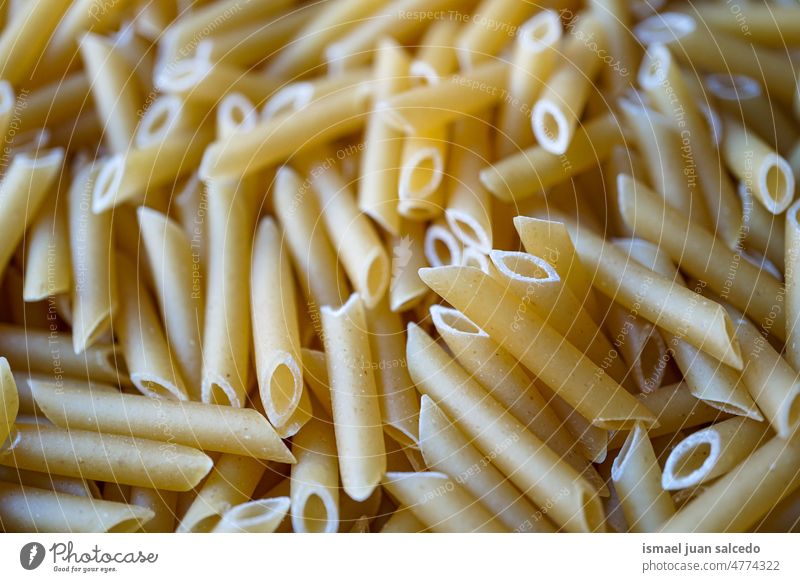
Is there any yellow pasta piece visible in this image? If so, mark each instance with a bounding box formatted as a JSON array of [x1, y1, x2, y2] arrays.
[[290, 418, 339, 533]]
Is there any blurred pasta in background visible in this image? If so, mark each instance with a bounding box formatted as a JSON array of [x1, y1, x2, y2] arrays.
[[0, 0, 799, 534]]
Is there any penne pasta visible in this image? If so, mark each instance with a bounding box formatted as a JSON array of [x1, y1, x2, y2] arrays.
[[388, 220, 429, 313], [129, 488, 178, 533], [212, 497, 291, 534], [398, 125, 448, 221], [411, 20, 460, 84], [0, 482, 153, 533], [380, 506, 426, 533], [611, 423, 676, 532], [30, 380, 293, 462], [424, 220, 462, 267], [1, 358, 19, 451], [419, 395, 555, 532], [0, 465, 96, 498], [662, 416, 771, 491], [290, 418, 339, 533], [383, 471, 508, 533], [1, 424, 212, 492], [320, 294, 386, 501]]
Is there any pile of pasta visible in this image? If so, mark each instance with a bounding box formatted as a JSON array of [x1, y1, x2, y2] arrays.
[[1, 0, 800, 534]]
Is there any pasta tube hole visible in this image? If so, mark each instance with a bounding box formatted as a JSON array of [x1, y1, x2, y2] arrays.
[[759, 156, 794, 212], [301, 493, 332, 533], [430, 305, 485, 337], [268, 363, 299, 419], [532, 100, 569, 155]]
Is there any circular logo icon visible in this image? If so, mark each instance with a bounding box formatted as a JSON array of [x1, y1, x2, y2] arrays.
[[20, 542, 46, 570]]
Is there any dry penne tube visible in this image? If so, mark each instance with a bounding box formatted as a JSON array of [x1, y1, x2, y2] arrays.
[[611, 423, 676, 532], [419, 266, 656, 430], [0, 149, 64, 280], [137, 207, 204, 397], [489, 249, 630, 388], [1, 424, 212, 492], [617, 174, 787, 340], [0, 325, 120, 385], [456, 0, 535, 68], [321, 294, 386, 501], [380, 506, 426, 533], [177, 454, 266, 533], [128, 488, 177, 533], [419, 395, 555, 533], [398, 125, 448, 221], [273, 165, 350, 313], [726, 309, 800, 440], [212, 497, 291, 534], [411, 20, 460, 84], [532, 13, 606, 155], [424, 220, 462, 267], [377, 60, 508, 135], [383, 471, 508, 533], [407, 324, 605, 533], [0, 466, 97, 498], [481, 114, 624, 203], [365, 298, 420, 447], [263, 70, 373, 121], [0, 482, 153, 533], [299, 155, 390, 309], [636, 13, 796, 107], [359, 39, 411, 235], [721, 115, 795, 214], [201, 179, 252, 407], [690, 4, 800, 46], [495, 10, 561, 158], [290, 417, 339, 533], [200, 85, 372, 181], [1, 358, 19, 451], [388, 220, 429, 313], [251, 218, 306, 431], [114, 254, 188, 401], [787, 199, 800, 371], [662, 416, 772, 491], [445, 112, 493, 251], [637, 42, 742, 248], [29, 380, 293, 462], [661, 433, 800, 533]]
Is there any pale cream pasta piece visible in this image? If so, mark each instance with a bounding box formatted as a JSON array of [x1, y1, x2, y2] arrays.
[[637, 42, 742, 248], [359, 39, 412, 235], [0, 80, 14, 136], [419, 266, 656, 430], [68, 163, 117, 354], [0, 358, 19, 451], [589, 0, 637, 95], [18, 73, 90, 130], [382, 471, 508, 533], [445, 112, 493, 252], [1, 424, 212, 492], [661, 433, 800, 532], [320, 293, 386, 501], [262, 69, 371, 121], [377, 60, 508, 135], [79, 32, 143, 154], [495, 10, 561, 158], [662, 416, 772, 491], [398, 125, 449, 221], [177, 454, 266, 533], [411, 20, 460, 84], [0, 482, 153, 533], [200, 84, 372, 181], [201, 179, 253, 407], [29, 380, 293, 462], [273, 165, 350, 314], [481, 114, 624, 203], [251, 217, 306, 431], [212, 497, 291, 534], [726, 309, 800, 440], [137, 207, 204, 399], [419, 395, 555, 532], [0, 466, 97, 498], [424, 220, 462, 267], [611, 423, 676, 532], [266, 0, 386, 78], [129, 488, 178, 533], [617, 174, 786, 340], [721, 115, 795, 214], [379, 506, 426, 533], [636, 12, 796, 107], [115, 253, 189, 401], [0, 149, 64, 281], [455, 0, 536, 69], [616, 237, 762, 419], [407, 324, 605, 533], [290, 417, 339, 533], [532, 13, 606, 155], [0, 0, 72, 85], [299, 154, 390, 309], [0, 326, 120, 385], [787, 199, 800, 370]]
